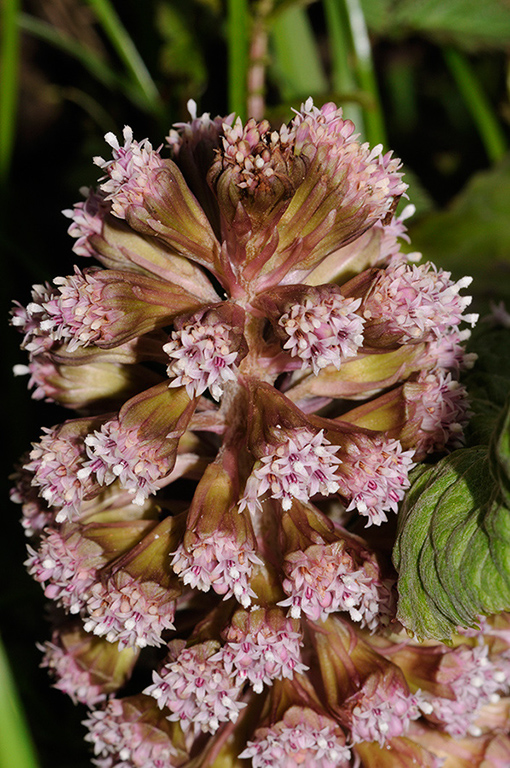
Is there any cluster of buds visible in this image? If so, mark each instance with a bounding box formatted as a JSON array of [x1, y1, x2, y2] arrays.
[[11, 98, 506, 768]]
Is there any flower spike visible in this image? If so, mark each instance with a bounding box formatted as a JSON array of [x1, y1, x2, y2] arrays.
[[11, 98, 488, 768]]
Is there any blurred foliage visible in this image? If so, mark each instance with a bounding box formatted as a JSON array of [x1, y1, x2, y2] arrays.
[[360, 0, 510, 51], [2, 0, 510, 767], [409, 157, 510, 309]]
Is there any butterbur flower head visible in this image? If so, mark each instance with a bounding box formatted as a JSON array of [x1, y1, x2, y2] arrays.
[[11, 282, 57, 355], [255, 283, 365, 375], [419, 642, 510, 737], [144, 639, 245, 735], [171, 529, 261, 607], [164, 303, 247, 401], [208, 115, 301, 239], [172, 451, 261, 606], [26, 513, 160, 615], [338, 435, 415, 526], [83, 418, 167, 505], [83, 571, 177, 649], [240, 426, 342, 513], [14, 354, 160, 412], [82, 383, 195, 505], [62, 187, 110, 258], [25, 523, 105, 614], [32, 268, 122, 352], [360, 261, 478, 346], [25, 420, 99, 522], [403, 369, 471, 456], [240, 706, 351, 768], [83, 515, 183, 648], [289, 101, 406, 237], [94, 127, 166, 220], [277, 514, 395, 629], [218, 606, 308, 693], [292, 100, 406, 218], [12, 98, 485, 766], [83, 694, 186, 768], [39, 620, 138, 706], [344, 671, 423, 746], [278, 294, 364, 374]]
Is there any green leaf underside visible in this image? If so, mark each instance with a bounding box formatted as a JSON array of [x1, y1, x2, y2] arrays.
[[394, 411, 510, 641]]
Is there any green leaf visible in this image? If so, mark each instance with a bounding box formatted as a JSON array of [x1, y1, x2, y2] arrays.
[[0, 635, 40, 768], [269, 4, 328, 103], [0, 0, 20, 183], [157, 4, 207, 98], [442, 46, 507, 164], [462, 326, 510, 445], [394, 400, 510, 641], [227, 0, 249, 118], [492, 397, 510, 505], [85, 0, 161, 112], [360, 0, 510, 52], [17, 13, 146, 110], [408, 157, 510, 308]]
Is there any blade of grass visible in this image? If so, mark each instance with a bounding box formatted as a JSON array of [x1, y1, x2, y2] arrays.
[[270, 3, 328, 103], [323, 0, 364, 135], [0, 635, 40, 768], [0, 0, 20, 183], [85, 0, 161, 113], [443, 46, 507, 165], [227, 0, 250, 119], [343, 0, 386, 147], [19, 15, 121, 94]]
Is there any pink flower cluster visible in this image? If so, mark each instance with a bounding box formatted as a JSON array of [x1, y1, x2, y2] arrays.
[[11, 99, 498, 768]]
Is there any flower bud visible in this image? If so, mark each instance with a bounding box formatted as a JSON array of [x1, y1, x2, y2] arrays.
[[63, 186, 220, 301], [83, 514, 184, 648], [81, 382, 196, 505], [94, 126, 221, 271], [172, 447, 261, 608], [39, 618, 138, 705], [83, 694, 188, 768]]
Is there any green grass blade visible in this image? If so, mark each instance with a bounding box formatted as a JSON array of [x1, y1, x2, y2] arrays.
[[85, 0, 161, 112], [18, 13, 152, 113], [19, 14, 122, 92], [323, 0, 364, 134], [343, 0, 387, 146], [0, 0, 20, 183], [270, 4, 328, 103], [227, 0, 250, 119], [443, 46, 507, 165], [0, 636, 40, 768]]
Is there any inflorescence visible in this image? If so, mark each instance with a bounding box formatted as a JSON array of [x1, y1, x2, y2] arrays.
[[12, 98, 510, 768]]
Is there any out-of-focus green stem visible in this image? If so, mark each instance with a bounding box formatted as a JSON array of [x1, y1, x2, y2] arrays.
[[443, 46, 507, 164], [227, 0, 249, 119], [343, 0, 387, 147], [0, 0, 20, 183], [323, 0, 364, 136], [85, 0, 161, 112], [0, 636, 40, 768], [270, 4, 328, 103], [247, 0, 274, 121]]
